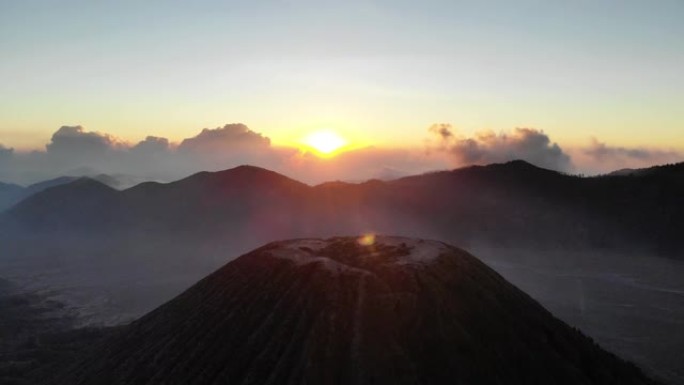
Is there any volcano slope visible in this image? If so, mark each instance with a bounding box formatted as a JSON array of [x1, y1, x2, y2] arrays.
[[46, 236, 657, 385]]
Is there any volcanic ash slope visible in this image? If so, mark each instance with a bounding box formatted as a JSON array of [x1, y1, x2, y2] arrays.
[[49, 236, 657, 385]]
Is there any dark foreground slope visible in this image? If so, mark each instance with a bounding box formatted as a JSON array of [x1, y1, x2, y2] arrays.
[[47, 236, 656, 385]]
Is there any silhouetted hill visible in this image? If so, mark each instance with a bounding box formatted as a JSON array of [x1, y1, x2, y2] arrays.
[[0, 176, 79, 212], [0, 181, 25, 212], [25, 174, 140, 192], [378, 160, 684, 254], [24, 177, 79, 195], [116, 165, 313, 237], [607, 168, 638, 176], [45, 236, 656, 385], [2, 161, 683, 256], [0, 181, 24, 194], [0, 173, 149, 213], [7, 178, 118, 231], [606, 162, 684, 178]]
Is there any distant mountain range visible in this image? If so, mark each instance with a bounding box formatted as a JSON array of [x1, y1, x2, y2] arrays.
[[0, 174, 153, 212], [3, 160, 683, 258], [0, 176, 87, 212], [43, 236, 657, 385]]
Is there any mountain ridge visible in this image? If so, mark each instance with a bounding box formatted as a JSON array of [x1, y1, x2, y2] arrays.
[[3, 160, 684, 256]]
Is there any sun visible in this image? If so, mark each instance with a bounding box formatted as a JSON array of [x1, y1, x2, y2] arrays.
[[303, 130, 348, 156]]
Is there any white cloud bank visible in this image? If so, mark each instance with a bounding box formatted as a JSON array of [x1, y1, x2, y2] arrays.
[[0, 123, 681, 186], [429, 124, 573, 172]]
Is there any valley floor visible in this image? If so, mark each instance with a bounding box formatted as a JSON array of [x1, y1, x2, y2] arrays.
[[1, 245, 683, 384], [473, 247, 684, 385]]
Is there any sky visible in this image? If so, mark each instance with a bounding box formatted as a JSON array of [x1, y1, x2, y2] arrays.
[[0, 0, 683, 184]]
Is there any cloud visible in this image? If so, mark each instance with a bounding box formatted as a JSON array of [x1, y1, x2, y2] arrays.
[[0, 124, 289, 185], [178, 124, 270, 154], [46, 126, 121, 159], [584, 138, 680, 161], [570, 138, 683, 174], [429, 123, 453, 141], [166, 123, 283, 177], [431, 125, 572, 172], [0, 123, 681, 186], [130, 136, 170, 156], [1, 122, 447, 186], [132, 136, 169, 151]]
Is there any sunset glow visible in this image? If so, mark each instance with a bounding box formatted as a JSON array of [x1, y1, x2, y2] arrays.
[[303, 130, 348, 156], [358, 234, 376, 247]]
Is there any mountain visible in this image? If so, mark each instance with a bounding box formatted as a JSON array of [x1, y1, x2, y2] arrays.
[[390, 160, 684, 253], [0, 173, 150, 213], [4, 165, 315, 239], [606, 162, 684, 178], [24, 176, 79, 195], [90, 173, 154, 189], [116, 165, 313, 238], [0, 181, 25, 212], [607, 168, 638, 176], [5, 178, 119, 231], [3, 162, 683, 382], [0, 176, 79, 212], [3, 161, 684, 256], [23, 174, 144, 192], [45, 236, 656, 385]]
